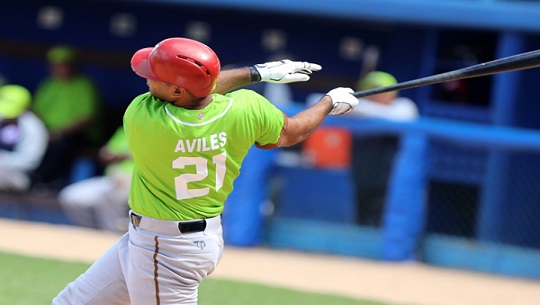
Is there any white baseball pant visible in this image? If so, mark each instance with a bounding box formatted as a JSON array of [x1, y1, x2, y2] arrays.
[[52, 212, 223, 305]]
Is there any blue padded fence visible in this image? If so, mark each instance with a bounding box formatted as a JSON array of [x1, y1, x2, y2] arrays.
[[265, 105, 540, 280]]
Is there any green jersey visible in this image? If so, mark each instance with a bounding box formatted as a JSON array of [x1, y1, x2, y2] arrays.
[[32, 75, 99, 131], [123, 89, 285, 220]]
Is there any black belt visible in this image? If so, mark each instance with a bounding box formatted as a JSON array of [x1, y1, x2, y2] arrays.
[[130, 213, 207, 233]]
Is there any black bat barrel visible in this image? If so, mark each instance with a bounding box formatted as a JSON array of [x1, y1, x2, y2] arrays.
[[352, 49, 540, 98]]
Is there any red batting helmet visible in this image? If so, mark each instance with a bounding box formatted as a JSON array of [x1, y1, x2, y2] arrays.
[[131, 37, 221, 98]]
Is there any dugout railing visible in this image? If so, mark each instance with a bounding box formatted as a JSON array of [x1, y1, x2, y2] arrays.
[[268, 106, 540, 280]]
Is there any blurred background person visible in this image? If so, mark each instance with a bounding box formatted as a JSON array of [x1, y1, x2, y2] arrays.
[[58, 126, 132, 233], [31, 44, 104, 191], [0, 84, 48, 193], [348, 71, 419, 226]]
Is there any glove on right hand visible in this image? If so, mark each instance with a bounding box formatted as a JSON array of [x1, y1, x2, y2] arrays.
[[326, 87, 359, 115]]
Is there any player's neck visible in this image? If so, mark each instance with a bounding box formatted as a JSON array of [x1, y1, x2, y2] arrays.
[[171, 96, 212, 110]]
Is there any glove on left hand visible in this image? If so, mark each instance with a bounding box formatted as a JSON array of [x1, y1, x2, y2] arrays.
[[326, 87, 359, 115], [253, 60, 322, 83]]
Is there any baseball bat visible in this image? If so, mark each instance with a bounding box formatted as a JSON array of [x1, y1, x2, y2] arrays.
[[352, 49, 540, 98]]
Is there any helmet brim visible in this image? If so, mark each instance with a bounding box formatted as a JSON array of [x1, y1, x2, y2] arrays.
[[131, 47, 157, 80]]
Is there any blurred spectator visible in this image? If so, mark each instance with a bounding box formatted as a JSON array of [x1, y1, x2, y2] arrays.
[[58, 126, 132, 232], [31, 44, 104, 190], [0, 84, 48, 192], [347, 71, 419, 226]]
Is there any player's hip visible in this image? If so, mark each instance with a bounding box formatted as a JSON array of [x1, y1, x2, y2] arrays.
[[126, 214, 224, 280]]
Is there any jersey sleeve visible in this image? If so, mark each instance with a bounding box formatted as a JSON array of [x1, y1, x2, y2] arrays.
[[226, 89, 285, 147]]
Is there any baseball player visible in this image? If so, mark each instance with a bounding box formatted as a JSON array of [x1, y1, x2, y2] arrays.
[[52, 37, 359, 305]]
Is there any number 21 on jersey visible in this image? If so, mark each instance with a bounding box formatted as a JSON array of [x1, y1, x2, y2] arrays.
[[172, 152, 227, 200]]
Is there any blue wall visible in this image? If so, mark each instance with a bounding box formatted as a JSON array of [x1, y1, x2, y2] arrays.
[[123, 0, 540, 32], [270, 114, 540, 279], [0, 1, 423, 109]]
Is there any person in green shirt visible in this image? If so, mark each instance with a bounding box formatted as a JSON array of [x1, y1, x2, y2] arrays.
[[31, 44, 103, 189], [58, 126, 133, 232], [53, 37, 359, 305]]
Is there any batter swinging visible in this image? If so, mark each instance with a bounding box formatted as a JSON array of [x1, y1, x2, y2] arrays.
[[52, 37, 358, 304]]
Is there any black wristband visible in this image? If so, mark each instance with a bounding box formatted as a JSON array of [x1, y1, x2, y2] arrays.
[[249, 66, 261, 83]]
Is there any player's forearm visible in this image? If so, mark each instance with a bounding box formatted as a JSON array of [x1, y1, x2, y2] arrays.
[[213, 59, 322, 94], [278, 96, 334, 147], [212, 67, 253, 94]]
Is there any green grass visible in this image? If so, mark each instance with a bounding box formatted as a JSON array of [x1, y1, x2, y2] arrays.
[[198, 279, 388, 305], [0, 252, 89, 305], [0, 251, 395, 305]]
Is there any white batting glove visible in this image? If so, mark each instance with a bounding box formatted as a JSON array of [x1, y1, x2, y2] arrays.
[[252, 59, 322, 83], [326, 87, 359, 115]]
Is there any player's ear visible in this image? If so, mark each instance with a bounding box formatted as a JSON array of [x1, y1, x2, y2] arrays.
[[172, 86, 187, 98]]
